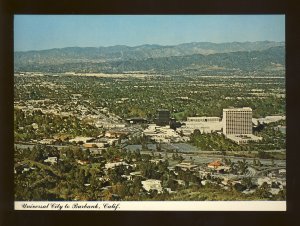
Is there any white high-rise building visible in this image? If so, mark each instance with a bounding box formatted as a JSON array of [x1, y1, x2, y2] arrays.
[[223, 107, 252, 135]]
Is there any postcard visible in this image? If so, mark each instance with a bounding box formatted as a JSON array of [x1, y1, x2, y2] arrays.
[[13, 15, 286, 211]]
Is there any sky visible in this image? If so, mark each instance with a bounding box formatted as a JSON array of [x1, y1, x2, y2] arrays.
[[14, 15, 285, 51]]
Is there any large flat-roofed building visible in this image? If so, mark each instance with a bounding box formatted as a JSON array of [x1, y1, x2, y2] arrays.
[[187, 117, 220, 123], [179, 116, 222, 135], [226, 134, 262, 145], [223, 107, 252, 135]]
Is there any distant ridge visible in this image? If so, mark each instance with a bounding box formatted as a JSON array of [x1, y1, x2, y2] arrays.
[[14, 41, 285, 73]]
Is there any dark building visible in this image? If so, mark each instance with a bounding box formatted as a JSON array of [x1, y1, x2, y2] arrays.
[[156, 109, 170, 126]]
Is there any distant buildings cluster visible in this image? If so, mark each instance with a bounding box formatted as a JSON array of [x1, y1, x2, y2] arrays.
[[151, 107, 265, 144], [15, 86, 284, 146]]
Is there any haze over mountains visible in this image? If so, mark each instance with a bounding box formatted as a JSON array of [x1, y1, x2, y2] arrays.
[[14, 41, 285, 73]]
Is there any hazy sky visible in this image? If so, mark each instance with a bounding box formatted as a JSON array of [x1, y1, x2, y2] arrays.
[[14, 15, 285, 51]]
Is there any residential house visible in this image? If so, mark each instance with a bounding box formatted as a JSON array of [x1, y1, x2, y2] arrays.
[[141, 179, 163, 194]]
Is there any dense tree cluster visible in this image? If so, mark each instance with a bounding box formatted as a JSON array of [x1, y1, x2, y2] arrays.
[[189, 120, 285, 153], [14, 108, 102, 141], [15, 143, 285, 201]]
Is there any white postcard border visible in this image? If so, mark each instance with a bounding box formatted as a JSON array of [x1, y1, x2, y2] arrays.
[[15, 201, 286, 211]]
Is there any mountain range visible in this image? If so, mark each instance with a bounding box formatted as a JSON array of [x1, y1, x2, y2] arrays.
[[14, 41, 285, 73]]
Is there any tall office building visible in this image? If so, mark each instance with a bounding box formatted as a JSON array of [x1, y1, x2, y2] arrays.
[[223, 107, 252, 135]]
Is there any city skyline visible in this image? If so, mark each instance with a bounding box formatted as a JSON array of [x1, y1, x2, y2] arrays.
[[14, 15, 285, 51]]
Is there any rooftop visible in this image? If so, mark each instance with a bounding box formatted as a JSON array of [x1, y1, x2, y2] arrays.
[[223, 107, 252, 112]]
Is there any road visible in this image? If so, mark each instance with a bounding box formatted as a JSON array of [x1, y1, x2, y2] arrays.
[[15, 143, 69, 150], [139, 150, 286, 167], [15, 143, 286, 168]]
